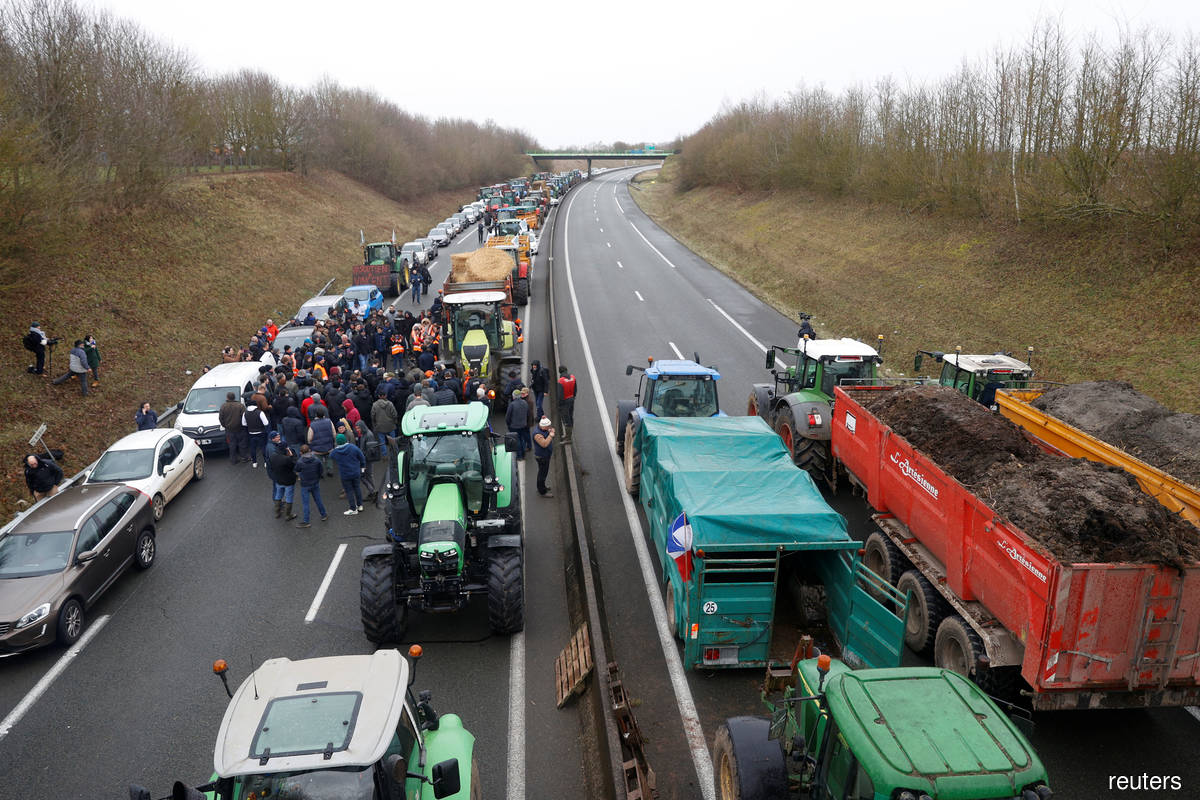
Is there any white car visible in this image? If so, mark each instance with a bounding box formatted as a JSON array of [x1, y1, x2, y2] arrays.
[[528, 231, 540, 254], [86, 429, 204, 521]]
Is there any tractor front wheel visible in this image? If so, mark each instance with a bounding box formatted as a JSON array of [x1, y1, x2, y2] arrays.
[[361, 555, 407, 644], [487, 547, 524, 634]]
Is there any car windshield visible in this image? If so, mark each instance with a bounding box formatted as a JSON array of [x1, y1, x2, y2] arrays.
[[402, 244, 419, 254], [184, 386, 236, 414], [235, 766, 376, 800], [0, 531, 74, 578], [274, 328, 314, 352], [90, 448, 155, 481], [648, 376, 719, 417], [344, 288, 371, 302]]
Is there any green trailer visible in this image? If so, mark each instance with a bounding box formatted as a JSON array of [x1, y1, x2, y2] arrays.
[[632, 416, 907, 670]]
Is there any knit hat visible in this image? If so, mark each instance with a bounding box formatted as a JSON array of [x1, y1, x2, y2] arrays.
[[335, 433, 347, 445], [558, 366, 568, 375], [512, 389, 522, 399], [539, 417, 551, 429]]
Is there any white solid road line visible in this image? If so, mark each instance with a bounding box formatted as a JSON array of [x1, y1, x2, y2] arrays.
[[668, 341, 684, 359], [0, 614, 111, 741], [508, 278, 534, 800], [1187, 706, 1200, 724], [305, 543, 347, 623], [616, 261, 624, 270], [562, 189, 716, 800], [621, 212, 677, 269], [634, 291, 645, 302], [606, 242, 611, 248], [706, 298, 791, 369]]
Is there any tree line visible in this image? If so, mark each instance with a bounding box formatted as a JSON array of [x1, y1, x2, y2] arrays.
[[677, 20, 1200, 246], [0, 0, 535, 267]]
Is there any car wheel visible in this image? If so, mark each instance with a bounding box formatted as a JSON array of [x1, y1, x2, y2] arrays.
[[192, 455, 205, 481], [57, 598, 84, 646], [134, 528, 156, 570], [151, 492, 165, 522]]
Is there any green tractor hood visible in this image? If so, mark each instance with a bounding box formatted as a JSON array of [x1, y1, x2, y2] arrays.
[[460, 328, 490, 380], [418, 483, 467, 577]]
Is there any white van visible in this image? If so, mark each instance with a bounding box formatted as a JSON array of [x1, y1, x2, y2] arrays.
[[174, 362, 265, 451]]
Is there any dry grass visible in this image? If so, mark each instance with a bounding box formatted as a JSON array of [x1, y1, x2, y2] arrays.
[[0, 170, 476, 516], [632, 162, 1200, 414]]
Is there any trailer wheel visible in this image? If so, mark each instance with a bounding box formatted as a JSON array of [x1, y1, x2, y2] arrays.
[[897, 570, 948, 656], [623, 424, 641, 498], [863, 531, 908, 586], [665, 580, 680, 639], [935, 615, 984, 678], [361, 554, 407, 643], [712, 718, 788, 800], [974, 665, 1023, 704], [513, 278, 529, 306]]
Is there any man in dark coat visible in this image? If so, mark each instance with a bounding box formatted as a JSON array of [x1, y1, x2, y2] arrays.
[[24, 454, 63, 501]]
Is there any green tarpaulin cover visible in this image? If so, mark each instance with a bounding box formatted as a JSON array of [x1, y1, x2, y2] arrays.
[[637, 415, 852, 548]]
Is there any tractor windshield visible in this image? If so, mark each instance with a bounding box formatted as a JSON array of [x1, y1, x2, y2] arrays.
[[819, 358, 877, 396], [365, 244, 392, 264], [235, 766, 376, 800], [647, 376, 719, 417], [450, 304, 500, 349], [409, 432, 484, 515]]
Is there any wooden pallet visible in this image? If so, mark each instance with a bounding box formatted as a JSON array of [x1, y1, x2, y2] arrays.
[[555, 623, 594, 707]]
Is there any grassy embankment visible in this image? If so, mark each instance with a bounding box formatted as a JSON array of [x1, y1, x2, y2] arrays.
[[631, 162, 1200, 413], [1, 170, 477, 516]]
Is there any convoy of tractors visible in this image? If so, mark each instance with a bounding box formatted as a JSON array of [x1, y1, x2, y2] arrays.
[[125, 165, 1200, 799]]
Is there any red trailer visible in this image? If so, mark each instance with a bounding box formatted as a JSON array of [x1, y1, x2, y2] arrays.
[[832, 385, 1200, 710]]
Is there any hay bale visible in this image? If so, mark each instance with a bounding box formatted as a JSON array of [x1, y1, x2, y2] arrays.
[[451, 247, 514, 282]]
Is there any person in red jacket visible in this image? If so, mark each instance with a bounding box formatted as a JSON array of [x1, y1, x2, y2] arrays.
[[557, 365, 576, 441]]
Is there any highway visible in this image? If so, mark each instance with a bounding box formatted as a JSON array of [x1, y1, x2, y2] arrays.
[[4, 167, 1199, 800], [549, 167, 1200, 800], [0, 217, 589, 799]]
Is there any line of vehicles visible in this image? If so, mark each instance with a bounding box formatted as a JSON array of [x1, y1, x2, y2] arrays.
[[609, 322, 1200, 799]]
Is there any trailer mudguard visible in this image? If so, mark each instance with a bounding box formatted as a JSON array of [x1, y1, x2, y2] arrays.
[[748, 383, 774, 419]]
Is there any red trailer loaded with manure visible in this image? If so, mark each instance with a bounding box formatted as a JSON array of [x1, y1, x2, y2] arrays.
[[831, 384, 1200, 710]]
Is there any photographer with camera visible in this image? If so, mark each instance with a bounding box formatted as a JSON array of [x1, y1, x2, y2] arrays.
[[798, 313, 818, 341], [23, 321, 57, 375]]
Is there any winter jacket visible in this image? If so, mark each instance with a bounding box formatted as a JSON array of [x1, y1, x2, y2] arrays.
[[218, 400, 245, 431], [431, 387, 456, 406], [269, 447, 298, 485], [135, 408, 158, 431], [530, 364, 549, 394], [342, 399, 362, 426], [242, 408, 269, 435], [330, 442, 367, 479], [24, 456, 63, 495], [506, 397, 529, 431], [407, 394, 430, 411], [68, 347, 88, 374], [372, 398, 398, 434], [308, 417, 336, 453], [295, 453, 324, 488], [282, 407, 306, 445]]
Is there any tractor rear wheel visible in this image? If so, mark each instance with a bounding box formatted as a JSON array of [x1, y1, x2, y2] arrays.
[[793, 437, 829, 483], [896, 569, 948, 657], [361, 554, 407, 644], [623, 424, 641, 497], [513, 278, 529, 306], [487, 547, 524, 634], [615, 413, 627, 457], [712, 718, 788, 800]]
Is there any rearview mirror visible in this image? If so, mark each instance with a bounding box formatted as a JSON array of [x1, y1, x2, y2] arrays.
[[432, 759, 462, 799], [77, 550, 97, 564], [172, 782, 207, 800], [129, 786, 152, 800], [625, 365, 634, 376], [765, 349, 776, 370], [913, 353, 923, 372]]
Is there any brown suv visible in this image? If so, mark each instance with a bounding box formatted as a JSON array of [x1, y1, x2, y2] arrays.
[[0, 483, 156, 653]]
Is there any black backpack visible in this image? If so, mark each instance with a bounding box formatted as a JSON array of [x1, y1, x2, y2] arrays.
[[22, 331, 40, 352]]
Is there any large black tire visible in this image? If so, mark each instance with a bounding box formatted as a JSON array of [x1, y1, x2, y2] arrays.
[[712, 718, 788, 800], [487, 547, 524, 634], [793, 436, 829, 483], [974, 664, 1024, 706], [57, 597, 84, 646], [862, 531, 907, 586], [623, 423, 641, 498], [934, 614, 984, 679], [897, 569, 949, 656], [513, 278, 529, 306], [361, 555, 407, 644], [665, 580, 680, 639], [192, 455, 205, 481], [615, 413, 627, 457]]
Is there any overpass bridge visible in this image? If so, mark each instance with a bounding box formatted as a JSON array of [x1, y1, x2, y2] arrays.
[[526, 150, 678, 176]]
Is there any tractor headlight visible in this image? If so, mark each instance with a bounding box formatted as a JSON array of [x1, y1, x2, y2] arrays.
[[17, 602, 50, 629]]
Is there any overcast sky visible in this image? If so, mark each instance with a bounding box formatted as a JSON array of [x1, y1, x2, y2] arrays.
[[90, 0, 1195, 148]]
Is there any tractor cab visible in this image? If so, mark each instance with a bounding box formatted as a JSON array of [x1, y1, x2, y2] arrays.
[[401, 405, 496, 519], [766, 338, 883, 399], [364, 241, 397, 266], [914, 348, 1036, 408], [626, 358, 723, 419], [442, 290, 518, 381]]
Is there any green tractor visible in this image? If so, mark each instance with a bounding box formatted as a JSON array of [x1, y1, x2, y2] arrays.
[[913, 347, 1037, 409], [714, 653, 1053, 800], [130, 648, 477, 800], [353, 238, 411, 297], [749, 334, 883, 487], [361, 403, 523, 643], [441, 289, 521, 409]]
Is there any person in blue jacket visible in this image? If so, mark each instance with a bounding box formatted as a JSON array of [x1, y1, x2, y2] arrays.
[[330, 432, 367, 515]]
